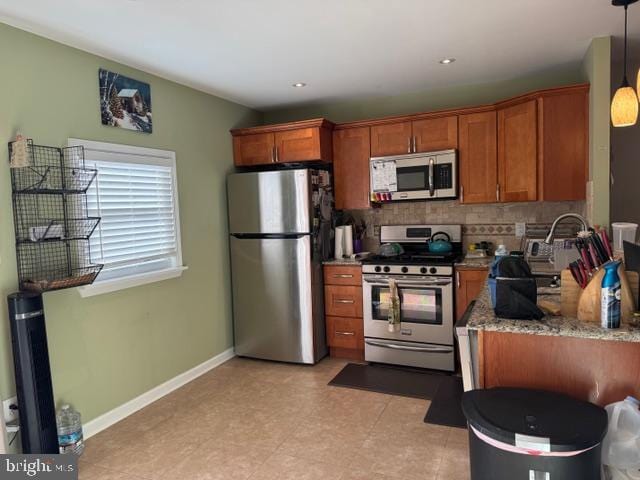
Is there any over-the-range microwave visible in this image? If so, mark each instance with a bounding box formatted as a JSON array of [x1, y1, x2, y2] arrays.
[[369, 149, 457, 202]]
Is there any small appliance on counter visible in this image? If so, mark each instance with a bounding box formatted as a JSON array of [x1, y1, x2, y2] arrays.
[[361, 224, 462, 371], [369, 150, 457, 202]]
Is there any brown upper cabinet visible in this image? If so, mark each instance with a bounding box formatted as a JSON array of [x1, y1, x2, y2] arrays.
[[413, 116, 458, 153], [370, 116, 458, 157], [537, 86, 589, 201], [232, 132, 275, 167], [231, 119, 334, 166], [370, 121, 413, 157], [458, 111, 497, 204], [230, 84, 588, 208], [497, 99, 538, 203], [333, 127, 371, 210]]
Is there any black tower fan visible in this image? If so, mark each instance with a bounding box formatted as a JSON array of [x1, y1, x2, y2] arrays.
[[7, 292, 58, 453]]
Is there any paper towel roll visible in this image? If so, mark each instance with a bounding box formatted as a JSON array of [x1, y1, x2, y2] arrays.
[[343, 225, 354, 256], [334, 226, 344, 259]]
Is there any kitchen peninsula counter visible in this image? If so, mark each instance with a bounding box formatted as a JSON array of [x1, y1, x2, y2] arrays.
[[463, 279, 640, 406], [466, 281, 640, 343]]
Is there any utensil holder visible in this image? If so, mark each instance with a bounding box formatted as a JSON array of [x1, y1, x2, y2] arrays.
[[561, 265, 639, 323]]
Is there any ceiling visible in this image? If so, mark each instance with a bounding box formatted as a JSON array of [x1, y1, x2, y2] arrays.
[[1, 0, 639, 111]]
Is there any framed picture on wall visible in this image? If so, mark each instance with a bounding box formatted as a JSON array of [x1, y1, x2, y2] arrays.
[[99, 69, 153, 133]]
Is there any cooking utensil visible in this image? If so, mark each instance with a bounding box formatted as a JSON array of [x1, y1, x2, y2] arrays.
[[590, 230, 608, 264], [600, 229, 613, 260], [428, 231, 453, 254], [575, 238, 592, 271], [587, 239, 601, 271], [569, 262, 584, 288]]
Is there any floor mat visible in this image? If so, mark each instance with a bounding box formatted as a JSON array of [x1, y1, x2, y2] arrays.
[[328, 363, 442, 399], [423, 374, 467, 429]]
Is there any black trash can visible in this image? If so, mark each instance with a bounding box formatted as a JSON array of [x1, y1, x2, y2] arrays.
[[461, 388, 608, 480]]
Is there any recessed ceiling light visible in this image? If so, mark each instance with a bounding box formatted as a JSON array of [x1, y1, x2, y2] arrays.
[[439, 58, 456, 65], [292, 82, 307, 88]]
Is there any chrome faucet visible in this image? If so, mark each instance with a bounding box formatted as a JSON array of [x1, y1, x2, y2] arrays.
[[544, 213, 590, 245]]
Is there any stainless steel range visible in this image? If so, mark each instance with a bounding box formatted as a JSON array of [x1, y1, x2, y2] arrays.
[[362, 224, 462, 371]]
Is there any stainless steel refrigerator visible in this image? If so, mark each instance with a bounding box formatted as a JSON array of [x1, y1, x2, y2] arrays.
[[227, 168, 331, 364]]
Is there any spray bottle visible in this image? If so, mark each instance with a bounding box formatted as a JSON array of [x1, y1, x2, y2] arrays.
[[601, 260, 622, 329]]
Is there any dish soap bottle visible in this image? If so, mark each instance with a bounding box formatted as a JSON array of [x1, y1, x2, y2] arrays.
[[601, 261, 622, 329]]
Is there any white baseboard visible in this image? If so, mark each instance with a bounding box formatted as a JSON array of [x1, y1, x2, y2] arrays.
[[83, 347, 235, 439]]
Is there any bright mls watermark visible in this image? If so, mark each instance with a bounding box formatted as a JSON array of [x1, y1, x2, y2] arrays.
[[0, 455, 77, 479]]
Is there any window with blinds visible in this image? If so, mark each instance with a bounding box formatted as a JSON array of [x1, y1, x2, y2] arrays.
[[77, 140, 182, 283]]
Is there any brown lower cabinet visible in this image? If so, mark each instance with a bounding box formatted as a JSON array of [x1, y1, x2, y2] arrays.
[[455, 267, 489, 322], [477, 330, 640, 406], [324, 265, 364, 360]]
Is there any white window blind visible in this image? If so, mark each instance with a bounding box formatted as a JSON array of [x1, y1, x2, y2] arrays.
[[73, 140, 183, 285]]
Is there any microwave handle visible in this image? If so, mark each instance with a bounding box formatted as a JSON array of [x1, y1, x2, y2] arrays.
[[428, 157, 435, 197]]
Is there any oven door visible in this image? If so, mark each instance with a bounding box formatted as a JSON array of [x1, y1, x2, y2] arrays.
[[363, 275, 454, 346]]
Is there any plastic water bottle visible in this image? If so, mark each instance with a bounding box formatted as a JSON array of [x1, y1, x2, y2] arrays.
[[601, 261, 622, 329], [602, 397, 640, 472], [56, 404, 84, 455]]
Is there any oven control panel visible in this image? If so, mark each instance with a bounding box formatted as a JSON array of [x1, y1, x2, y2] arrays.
[[362, 264, 453, 276]]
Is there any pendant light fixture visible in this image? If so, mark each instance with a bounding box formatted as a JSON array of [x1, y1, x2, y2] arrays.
[[611, 0, 639, 127]]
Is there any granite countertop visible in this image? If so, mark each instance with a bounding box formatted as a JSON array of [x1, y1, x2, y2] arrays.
[[322, 258, 363, 266], [466, 281, 640, 343], [455, 256, 494, 269]]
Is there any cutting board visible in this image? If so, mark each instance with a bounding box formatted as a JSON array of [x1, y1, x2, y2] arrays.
[[561, 265, 639, 323]]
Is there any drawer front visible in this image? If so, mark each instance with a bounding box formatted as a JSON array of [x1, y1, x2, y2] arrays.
[[324, 285, 363, 317], [323, 266, 362, 286], [326, 316, 364, 349]]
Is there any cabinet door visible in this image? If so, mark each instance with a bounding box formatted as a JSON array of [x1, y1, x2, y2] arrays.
[[497, 100, 538, 202], [323, 265, 363, 286], [333, 127, 371, 210], [458, 111, 497, 204], [412, 116, 458, 152], [370, 121, 413, 157], [455, 268, 488, 322], [324, 285, 363, 318], [538, 89, 588, 201], [326, 316, 364, 350], [233, 133, 274, 166], [274, 127, 322, 163]]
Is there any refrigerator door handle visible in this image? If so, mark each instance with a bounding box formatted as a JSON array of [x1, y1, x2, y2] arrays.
[[231, 233, 308, 239]]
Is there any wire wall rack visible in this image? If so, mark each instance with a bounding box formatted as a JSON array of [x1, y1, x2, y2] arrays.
[[9, 140, 103, 292]]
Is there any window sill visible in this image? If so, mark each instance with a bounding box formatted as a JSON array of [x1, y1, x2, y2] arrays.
[[77, 266, 188, 298]]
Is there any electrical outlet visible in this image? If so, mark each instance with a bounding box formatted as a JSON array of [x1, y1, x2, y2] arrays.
[[515, 222, 526, 238], [3, 397, 18, 424]]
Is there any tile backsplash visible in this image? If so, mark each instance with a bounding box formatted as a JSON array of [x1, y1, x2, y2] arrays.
[[347, 200, 586, 254]]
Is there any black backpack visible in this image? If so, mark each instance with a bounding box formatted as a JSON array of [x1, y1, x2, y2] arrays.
[[488, 256, 544, 320]]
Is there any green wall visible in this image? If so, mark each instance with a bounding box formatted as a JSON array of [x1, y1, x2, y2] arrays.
[[581, 36, 612, 227], [263, 63, 584, 124], [0, 23, 260, 425]]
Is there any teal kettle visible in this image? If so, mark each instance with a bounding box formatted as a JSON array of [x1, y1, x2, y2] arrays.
[[428, 231, 453, 254]]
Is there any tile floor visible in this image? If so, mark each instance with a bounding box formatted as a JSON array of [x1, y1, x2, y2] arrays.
[[79, 357, 470, 480]]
